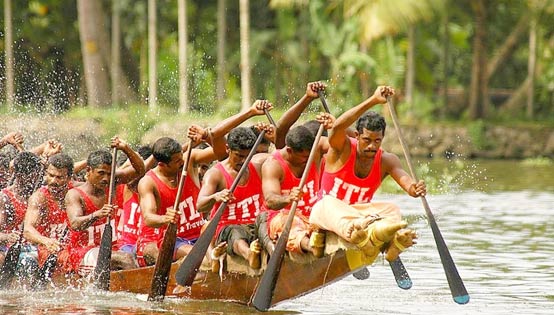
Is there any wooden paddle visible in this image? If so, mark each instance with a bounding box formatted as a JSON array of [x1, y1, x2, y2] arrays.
[[93, 147, 118, 290], [386, 97, 469, 304], [252, 123, 325, 311], [148, 142, 194, 301], [0, 225, 24, 288], [175, 127, 269, 287]]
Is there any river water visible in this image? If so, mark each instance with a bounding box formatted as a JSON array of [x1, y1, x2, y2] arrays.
[[1, 159, 553, 314]]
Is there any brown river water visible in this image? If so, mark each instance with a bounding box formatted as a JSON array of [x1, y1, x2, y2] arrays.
[[1, 159, 553, 314]]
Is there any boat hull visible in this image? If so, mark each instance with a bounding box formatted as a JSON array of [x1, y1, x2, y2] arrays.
[[110, 249, 363, 307]]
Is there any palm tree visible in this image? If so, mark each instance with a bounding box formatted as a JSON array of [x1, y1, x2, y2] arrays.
[[77, 0, 111, 107], [178, 0, 189, 113], [148, 0, 157, 111], [4, 0, 15, 109], [111, 0, 121, 106], [239, 0, 252, 112], [216, 0, 227, 102]]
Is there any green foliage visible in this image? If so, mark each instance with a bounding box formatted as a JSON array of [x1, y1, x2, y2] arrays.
[[521, 157, 553, 166], [467, 119, 489, 150]]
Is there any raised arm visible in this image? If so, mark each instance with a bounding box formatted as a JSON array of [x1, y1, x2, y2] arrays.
[[0, 132, 24, 152], [275, 82, 325, 149], [111, 137, 146, 184]]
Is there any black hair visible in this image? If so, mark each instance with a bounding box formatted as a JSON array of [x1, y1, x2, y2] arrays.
[[303, 120, 328, 137], [87, 150, 112, 169], [137, 144, 153, 160], [152, 137, 182, 164], [13, 151, 41, 176], [48, 153, 74, 176], [227, 127, 257, 151], [285, 126, 315, 152], [0, 153, 11, 169], [356, 111, 386, 135], [249, 125, 270, 145]]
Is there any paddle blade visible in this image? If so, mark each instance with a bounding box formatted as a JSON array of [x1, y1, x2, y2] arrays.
[[174, 209, 223, 287], [0, 242, 22, 288], [32, 252, 58, 290], [423, 199, 469, 304], [251, 230, 288, 311], [93, 223, 113, 290], [389, 257, 412, 290], [148, 223, 178, 301], [352, 267, 370, 280]]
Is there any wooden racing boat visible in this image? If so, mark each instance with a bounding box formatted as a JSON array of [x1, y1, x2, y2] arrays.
[[109, 234, 371, 308]]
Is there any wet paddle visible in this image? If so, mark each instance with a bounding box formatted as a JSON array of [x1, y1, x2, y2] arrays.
[[93, 148, 118, 290], [0, 225, 24, 288], [175, 128, 269, 287], [148, 142, 195, 301], [252, 122, 325, 311], [386, 97, 469, 304], [32, 227, 70, 290]]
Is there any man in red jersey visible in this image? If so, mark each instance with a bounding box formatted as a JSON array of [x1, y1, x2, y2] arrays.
[[310, 86, 425, 263], [24, 153, 74, 268], [63, 137, 145, 275], [0, 152, 42, 269], [197, 126, 273, 269], [259, 116, 333, 258]]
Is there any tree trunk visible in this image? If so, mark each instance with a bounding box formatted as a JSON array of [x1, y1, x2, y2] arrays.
[[405, 25, 415, 115], [148, 0, 157, 110], [487, 14, 529, 81], [111, 0, 121, 106], [441, 4, 449, 118], [216, 0, 227, 103], [359, 42, 370, 99], [77, 0, 111, 107], [239, 0, 252, 111], [4, 0, 15, 110], [468, 0, 487, 119], [178, 0, 189, 113], [527, 17, 536, 119]]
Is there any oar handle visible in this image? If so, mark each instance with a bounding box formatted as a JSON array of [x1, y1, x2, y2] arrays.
[[385, 97, 418, 180], [317, 90, 331, 114], [263, 108, 277, 127], [108, 148, 118, 206], [173, 141, 195, 212]]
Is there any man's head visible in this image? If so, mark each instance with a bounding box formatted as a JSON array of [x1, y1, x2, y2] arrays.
[[152, 137, 183, 173], [355, 111, 386, 158], [303, 120, 328, 137], [86, 150, 112, 189], [285, 126, 315, 166], [249, 125, 270, 154], [356, 111, 386, 135], [45, 153, 74, 193], [13, 151, 42, 190], [227, 127, 257, 172], [196, 142, 211, 183]]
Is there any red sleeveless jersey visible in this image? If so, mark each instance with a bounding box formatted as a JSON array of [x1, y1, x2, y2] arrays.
[[139, 169, 205, 245], [266, 150, 319, 217], [116, 186, 141, 246], [35, 186, 68, 239], [210, 162, 264, 237], [66, 187, 106, 248], [1, 188, 28, 231], [320, 138, 382, 204]]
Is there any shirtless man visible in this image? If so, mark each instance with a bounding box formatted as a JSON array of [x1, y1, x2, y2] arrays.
[[310, 86, 425, 262]]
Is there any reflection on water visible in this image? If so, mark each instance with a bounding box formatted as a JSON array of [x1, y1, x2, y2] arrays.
[[1, 160, 553, 314]]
